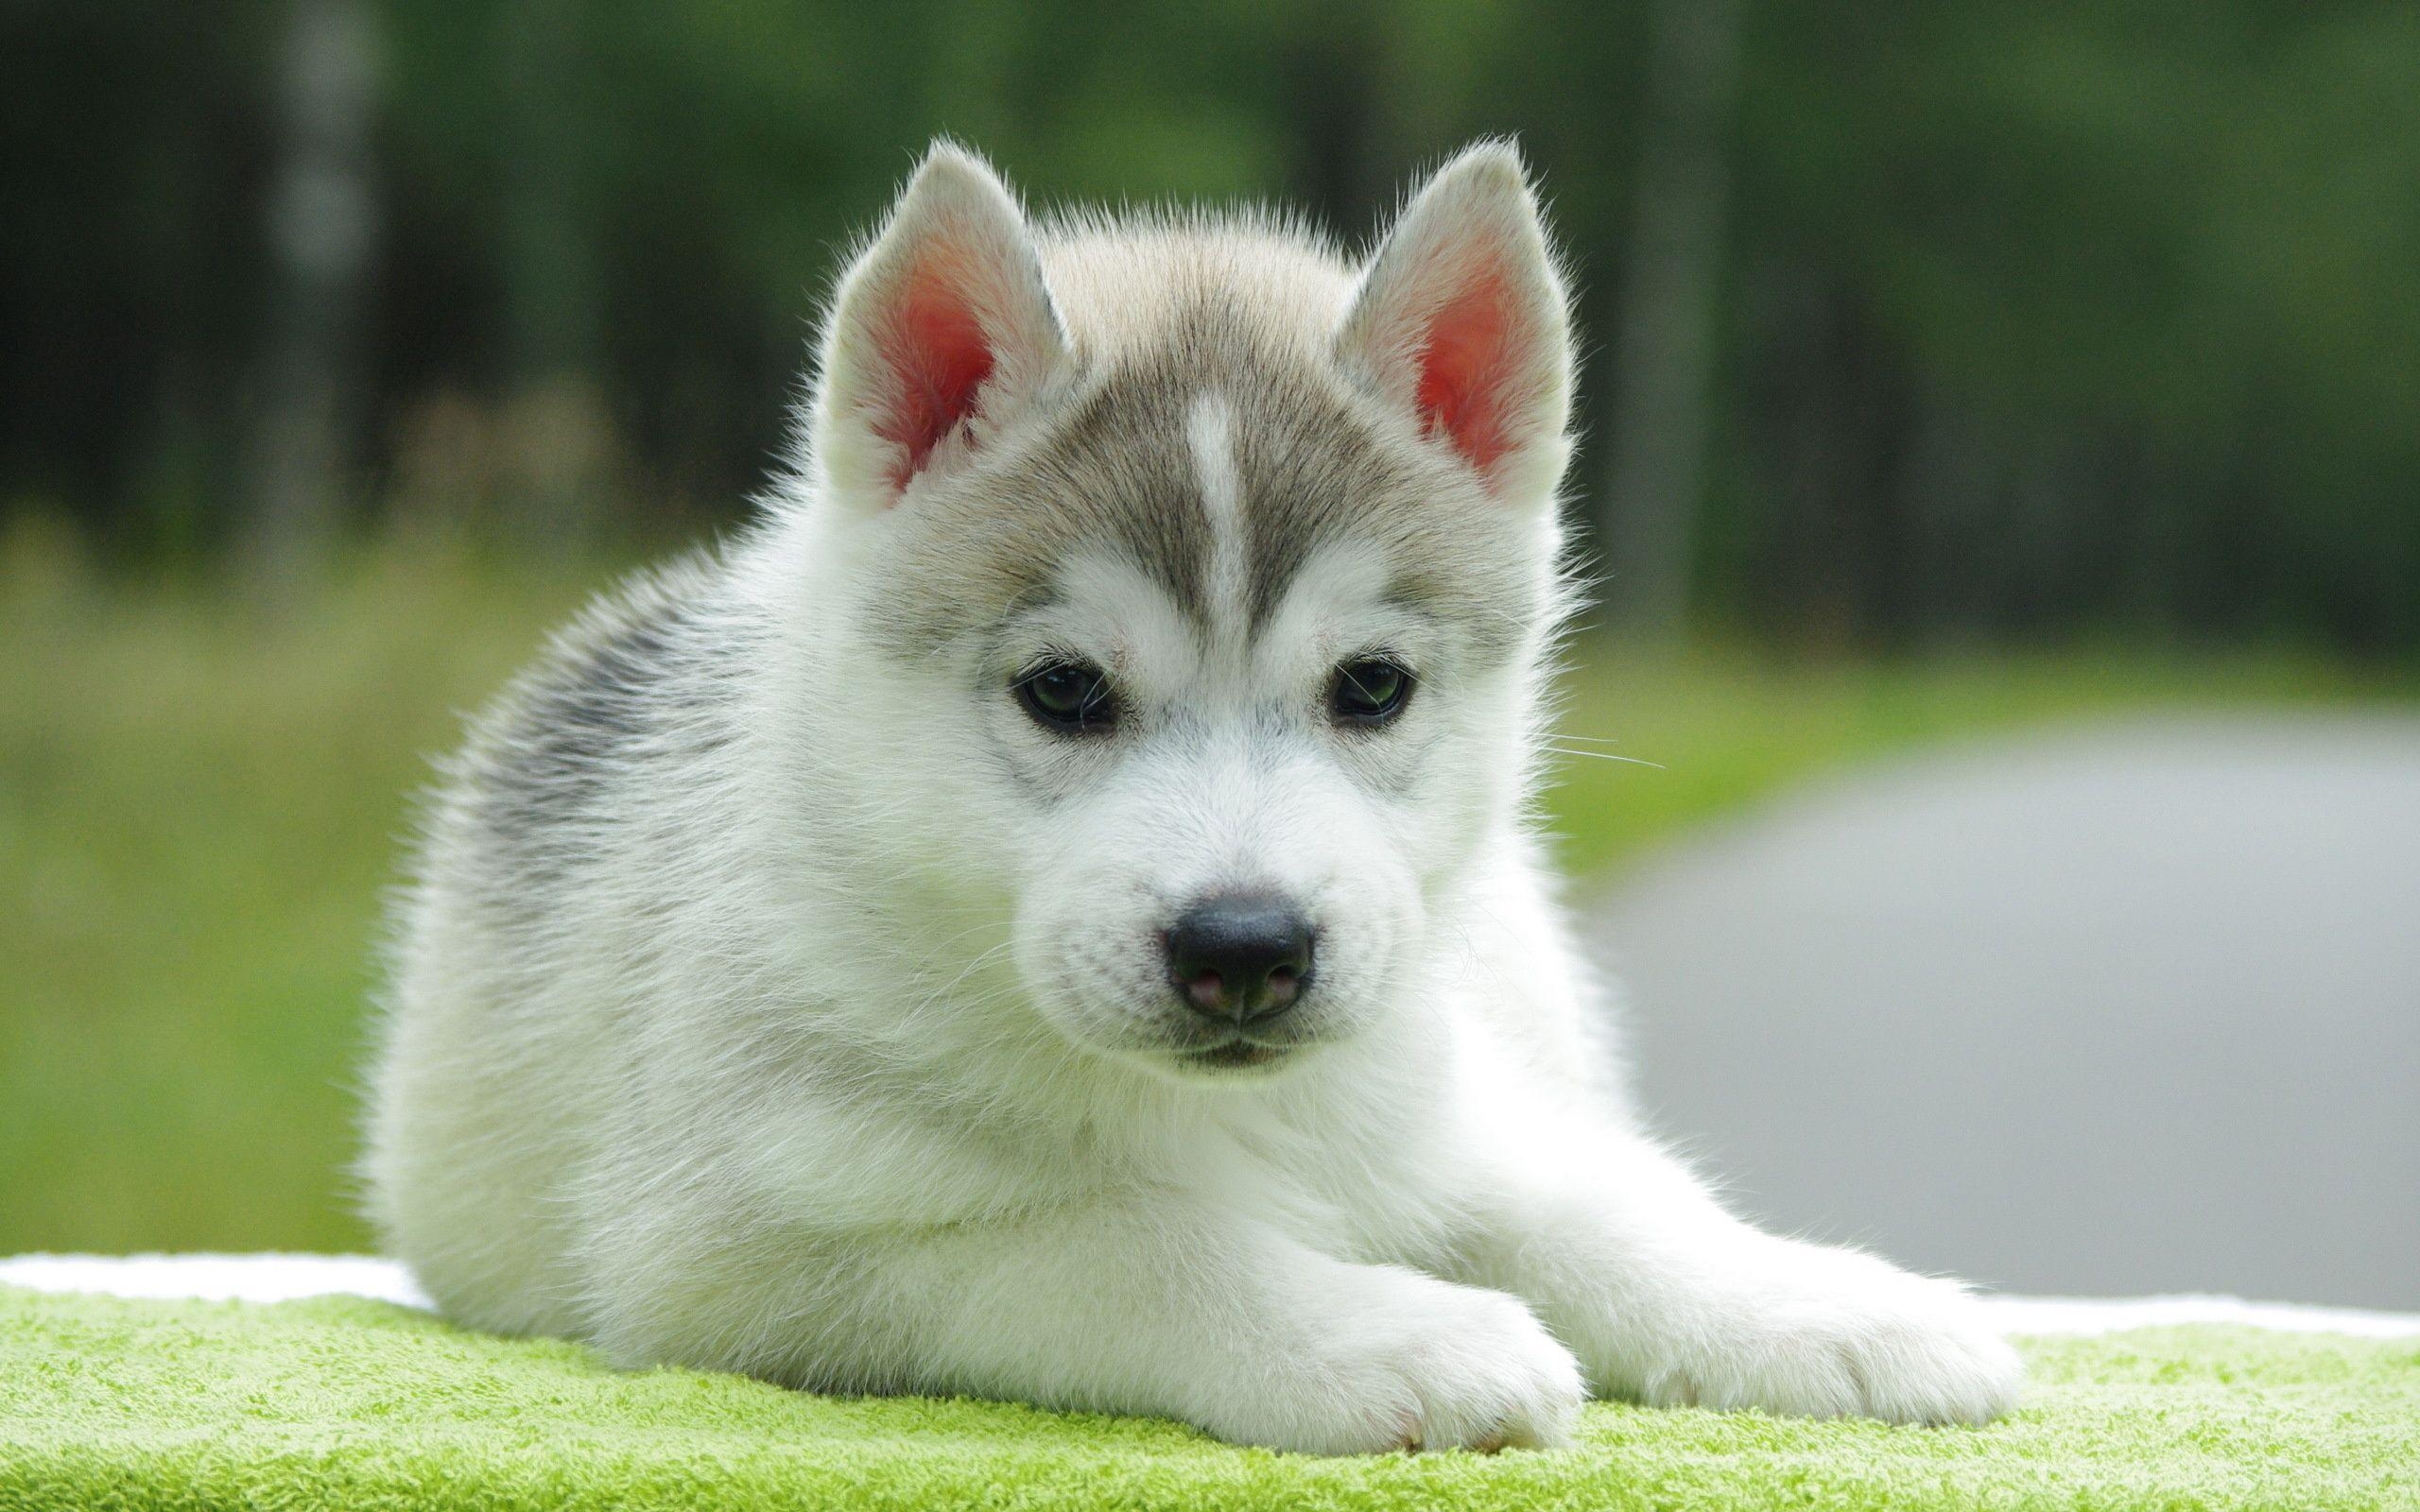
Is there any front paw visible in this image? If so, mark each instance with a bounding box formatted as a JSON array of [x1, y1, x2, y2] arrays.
[[1219, 1272, 1585, 1455], [1634, 1246, 2021, 1426]]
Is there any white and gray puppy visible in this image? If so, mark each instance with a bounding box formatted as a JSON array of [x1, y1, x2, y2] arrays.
[[363, 141, 2020, 1453]]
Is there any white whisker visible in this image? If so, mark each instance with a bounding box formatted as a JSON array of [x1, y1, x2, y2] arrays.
[[1544, 746, 1666, 769]]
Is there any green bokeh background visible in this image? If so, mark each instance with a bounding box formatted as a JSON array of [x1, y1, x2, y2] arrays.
[[3, 1, 2416, 1252]]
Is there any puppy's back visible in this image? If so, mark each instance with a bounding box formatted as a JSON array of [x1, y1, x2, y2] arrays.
[[360, 552, 745, 1336]]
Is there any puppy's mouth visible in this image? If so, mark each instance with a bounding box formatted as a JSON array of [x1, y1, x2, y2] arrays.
[[1178, 1040, 1293, 1072]]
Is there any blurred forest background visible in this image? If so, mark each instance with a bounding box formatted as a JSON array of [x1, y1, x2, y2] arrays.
[[12, 0, 2420, 644], [4, 0, 2416, 1254]]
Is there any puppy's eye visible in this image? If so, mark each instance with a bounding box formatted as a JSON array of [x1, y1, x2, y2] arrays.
[[1330, 657, 1414, 727], [1015, 659, 1117, 734]]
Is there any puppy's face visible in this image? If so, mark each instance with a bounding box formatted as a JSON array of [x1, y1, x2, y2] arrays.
[[803, 145, 1571, 1080]]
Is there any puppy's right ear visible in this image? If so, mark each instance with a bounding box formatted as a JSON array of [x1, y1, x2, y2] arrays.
[[809, 144, 1070, 508], [1338, 142, 1572, 509]]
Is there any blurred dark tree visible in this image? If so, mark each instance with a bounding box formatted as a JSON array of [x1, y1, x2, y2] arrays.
[[1, 0, 2413, 649], [246, 0, 378, 574]]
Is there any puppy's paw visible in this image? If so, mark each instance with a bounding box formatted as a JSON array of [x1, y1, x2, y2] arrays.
[[1638, 1246, 2021, 1427], [1235, 1273, 1584, 1454]]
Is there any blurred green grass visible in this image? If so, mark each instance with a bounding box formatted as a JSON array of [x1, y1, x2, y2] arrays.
[[2, 522, 2408, 1254]]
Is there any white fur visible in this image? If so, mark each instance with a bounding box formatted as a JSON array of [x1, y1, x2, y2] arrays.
[[363, 141, 2021, 1455], [1185, 393, 1250, 631]]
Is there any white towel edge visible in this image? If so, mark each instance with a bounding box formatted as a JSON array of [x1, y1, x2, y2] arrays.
[[5, 1252, 2417, 1339]]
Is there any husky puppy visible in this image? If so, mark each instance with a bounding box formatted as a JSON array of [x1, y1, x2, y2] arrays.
[[363, 141, 2019, 1453]]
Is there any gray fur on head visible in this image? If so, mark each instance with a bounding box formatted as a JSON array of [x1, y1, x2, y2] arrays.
[[789, 139, 1577, 665]]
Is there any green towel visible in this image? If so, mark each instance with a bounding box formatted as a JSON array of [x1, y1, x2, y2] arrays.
[[3, 1285, 2414, 1510]]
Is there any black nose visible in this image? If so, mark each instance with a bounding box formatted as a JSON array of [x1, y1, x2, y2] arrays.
[[1165, 893, 1314, 1024]]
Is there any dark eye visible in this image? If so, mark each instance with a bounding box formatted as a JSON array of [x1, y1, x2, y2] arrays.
[[1330, 657, 1414, 726], [1014, 658, 1117, 734]]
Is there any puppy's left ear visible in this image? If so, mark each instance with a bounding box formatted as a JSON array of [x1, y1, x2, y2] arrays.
[[1338, 142, 1573, 507], [811, 143, 1071, 509]]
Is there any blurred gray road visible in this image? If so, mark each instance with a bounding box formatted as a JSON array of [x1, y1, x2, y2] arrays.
[[1585, 714, 2420, 1310]]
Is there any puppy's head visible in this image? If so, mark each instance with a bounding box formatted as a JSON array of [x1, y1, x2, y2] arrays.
[[796, 142, 1573, 1081]]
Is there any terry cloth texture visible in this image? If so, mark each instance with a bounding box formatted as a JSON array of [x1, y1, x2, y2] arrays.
[[4, 1285, 2418, 1511]]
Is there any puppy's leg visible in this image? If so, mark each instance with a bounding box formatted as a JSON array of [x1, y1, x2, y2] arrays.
[[599, 1199, 1584, 1455], [1449, 1132, 2021, 1425]]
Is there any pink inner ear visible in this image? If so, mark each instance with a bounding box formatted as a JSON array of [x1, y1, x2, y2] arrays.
[[1413, 258, 1519, 473], [876, 256, 996, 492]]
